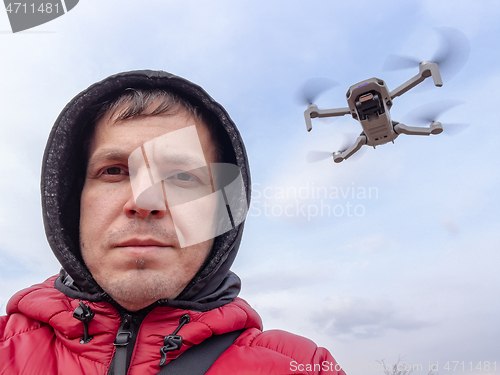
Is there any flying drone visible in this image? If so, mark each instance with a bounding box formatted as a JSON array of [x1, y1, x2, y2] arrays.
[[303, 28, 470, 163]]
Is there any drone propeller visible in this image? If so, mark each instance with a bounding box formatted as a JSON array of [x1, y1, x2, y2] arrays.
[[383, 55, 421, 71], [306, 150, 334, 163], [306, 132, 367, 163], [402, 100, 469, 136], [383, 27, 470, 81], [297, 77, 338, 105]]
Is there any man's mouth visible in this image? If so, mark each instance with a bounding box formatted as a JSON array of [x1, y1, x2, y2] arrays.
[[116, 238, 174, 248]]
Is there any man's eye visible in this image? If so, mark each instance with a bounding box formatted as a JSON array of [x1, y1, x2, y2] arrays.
[[166, 172, 202, 187], [98, 166, 128, 179], [103, 167, 125, 175], [176, 172, 194, 181]]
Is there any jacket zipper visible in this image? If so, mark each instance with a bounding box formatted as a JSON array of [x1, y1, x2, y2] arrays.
[[109, 311, 190, 374]]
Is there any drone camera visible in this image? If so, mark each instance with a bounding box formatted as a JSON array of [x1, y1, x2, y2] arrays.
[[355, 90, 384, 121]]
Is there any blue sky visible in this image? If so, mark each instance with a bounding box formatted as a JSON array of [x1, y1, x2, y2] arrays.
[[1, 1, 499, 374]]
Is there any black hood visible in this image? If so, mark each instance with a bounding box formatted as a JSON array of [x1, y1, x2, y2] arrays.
[[41, 70, 251, 312]]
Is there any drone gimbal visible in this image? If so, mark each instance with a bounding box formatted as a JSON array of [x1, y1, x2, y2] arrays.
[[304, 61, 444, 163]]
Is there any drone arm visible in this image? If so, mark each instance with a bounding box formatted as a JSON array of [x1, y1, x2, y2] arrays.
[[333, 134, 367, 163], [316, 107, 351, 118], [393, 121, 443, 136], [390, 62, 443, 100], [304, 104, 350, 132], [390, 74, 426, 100]]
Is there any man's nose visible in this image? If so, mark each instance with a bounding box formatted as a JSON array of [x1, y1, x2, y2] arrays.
[[123, 182, 168, 219], [127, 144, 169, 219]]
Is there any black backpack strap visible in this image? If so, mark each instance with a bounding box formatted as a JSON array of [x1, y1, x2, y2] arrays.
[[157, 329, 244, 375]]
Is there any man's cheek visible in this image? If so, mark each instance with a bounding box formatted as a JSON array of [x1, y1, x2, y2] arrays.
[[169, 193, 222, 248]]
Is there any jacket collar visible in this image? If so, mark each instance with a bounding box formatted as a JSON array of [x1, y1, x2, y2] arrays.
[[7, 276, 262, 366]]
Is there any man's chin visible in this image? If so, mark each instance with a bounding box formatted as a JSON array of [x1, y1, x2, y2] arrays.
[[97, 271, 184, 311]]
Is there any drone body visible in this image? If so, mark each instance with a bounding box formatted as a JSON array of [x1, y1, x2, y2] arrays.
[[304, 62, 444, 163], [346, 77, 395, 146]]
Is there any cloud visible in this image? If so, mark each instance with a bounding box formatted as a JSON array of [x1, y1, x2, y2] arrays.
[[241, 267, 327, 295], [344, 233, 398, 255], [0, 251, 30, 279], [314, 297, 434, 340]]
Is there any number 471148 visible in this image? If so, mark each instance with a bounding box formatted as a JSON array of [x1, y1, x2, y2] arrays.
[[5, 3, 60, 14], [443, 361, 497, 372]]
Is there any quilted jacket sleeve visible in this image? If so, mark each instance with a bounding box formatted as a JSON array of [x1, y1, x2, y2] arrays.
[[208, 328, 346, 375]]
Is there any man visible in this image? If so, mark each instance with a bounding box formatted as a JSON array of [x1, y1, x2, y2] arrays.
[[0, 70, 345, 374]]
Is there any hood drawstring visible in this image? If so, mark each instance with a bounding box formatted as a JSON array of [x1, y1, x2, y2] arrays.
[[73, 301, 95, 344], [158, 314, 190, 367]]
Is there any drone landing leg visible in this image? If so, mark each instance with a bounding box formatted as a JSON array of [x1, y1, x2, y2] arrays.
[[333, 134, 367, 163], [393, 121, 443, 136]]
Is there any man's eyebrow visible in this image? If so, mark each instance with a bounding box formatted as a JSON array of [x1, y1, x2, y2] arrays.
[[87, 149, 130, 168], [152, 152, 207, 167]]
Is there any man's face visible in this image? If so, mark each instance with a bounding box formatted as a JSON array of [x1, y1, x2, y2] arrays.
[[80, 108, 217, 311]]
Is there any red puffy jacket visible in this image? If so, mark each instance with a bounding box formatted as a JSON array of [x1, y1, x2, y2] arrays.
[[0, 276, 345, 375]]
